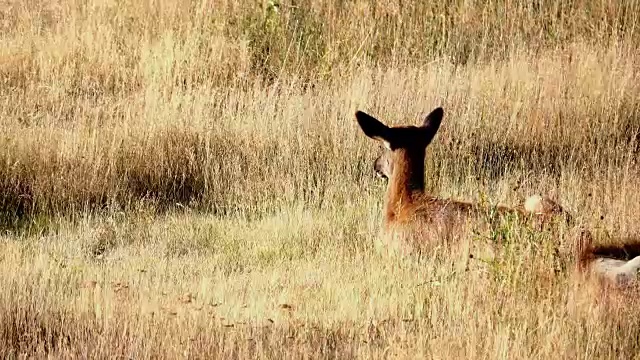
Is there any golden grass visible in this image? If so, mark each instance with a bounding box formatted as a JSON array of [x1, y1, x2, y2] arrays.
[[1, 0, 640, 358]]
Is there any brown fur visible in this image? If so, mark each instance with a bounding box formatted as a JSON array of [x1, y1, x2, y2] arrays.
[[356, 108, 566, 254]]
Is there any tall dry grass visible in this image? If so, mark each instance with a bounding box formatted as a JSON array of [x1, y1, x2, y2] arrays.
[[1, 0, 640, 358]]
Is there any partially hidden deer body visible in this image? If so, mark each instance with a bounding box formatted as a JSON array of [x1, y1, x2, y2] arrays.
[[573, 230, 640, 288], [356, 107, 567, 255]]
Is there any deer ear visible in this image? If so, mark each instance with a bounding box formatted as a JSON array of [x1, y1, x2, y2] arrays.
[[356, 111, 391, 143], [422, 107, 443, 129], [421, 107, 443, 143]]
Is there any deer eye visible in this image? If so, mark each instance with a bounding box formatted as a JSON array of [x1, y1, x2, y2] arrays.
[[375, 169, 388, 180]]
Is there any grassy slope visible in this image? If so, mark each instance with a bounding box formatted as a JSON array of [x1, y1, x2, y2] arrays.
[[1, 0, 640, 358]]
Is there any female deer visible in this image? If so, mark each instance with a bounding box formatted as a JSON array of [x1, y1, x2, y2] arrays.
[[356, 107, 567, 255]]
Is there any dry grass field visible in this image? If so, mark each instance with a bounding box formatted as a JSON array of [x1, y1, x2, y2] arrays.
[[1, 0, 640, 358]]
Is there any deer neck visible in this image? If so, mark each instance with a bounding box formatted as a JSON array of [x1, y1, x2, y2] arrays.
[[384, 148, 426, 224]]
